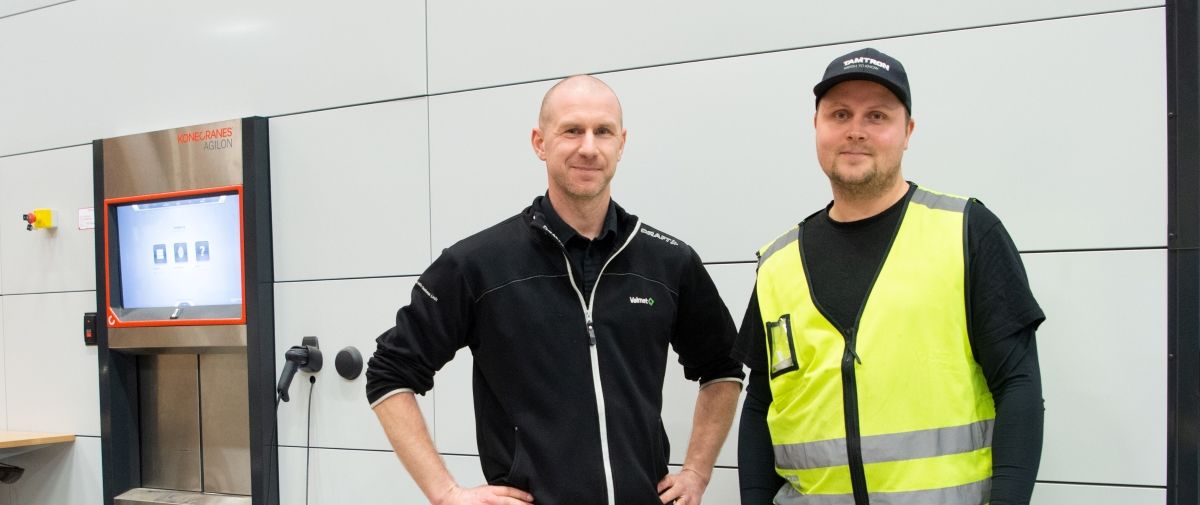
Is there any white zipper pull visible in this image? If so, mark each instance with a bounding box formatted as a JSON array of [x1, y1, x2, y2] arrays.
[[586, 314, 597, 346]]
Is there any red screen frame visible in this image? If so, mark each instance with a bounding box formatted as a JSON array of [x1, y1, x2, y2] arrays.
[[103, 185, 247, 328]]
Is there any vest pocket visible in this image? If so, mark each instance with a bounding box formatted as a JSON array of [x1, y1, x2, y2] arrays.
[[767, 314, 799, 378]]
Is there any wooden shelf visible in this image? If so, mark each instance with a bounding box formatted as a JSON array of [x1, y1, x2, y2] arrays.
[[0, 431, 74, 450]]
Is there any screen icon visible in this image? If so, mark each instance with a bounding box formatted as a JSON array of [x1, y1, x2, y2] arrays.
[[174, 242, 188, 263], [195, 241, 210, 261], [153, 244, 167, 264]]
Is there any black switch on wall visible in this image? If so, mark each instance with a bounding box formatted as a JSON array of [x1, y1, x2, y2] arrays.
[[83, 312, 97, 346]]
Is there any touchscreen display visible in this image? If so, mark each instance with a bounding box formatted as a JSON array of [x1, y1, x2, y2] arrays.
[[115, 193, 242, 309]]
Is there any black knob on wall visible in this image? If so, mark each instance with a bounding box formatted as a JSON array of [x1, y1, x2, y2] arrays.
[[335, 346, 363, 380]]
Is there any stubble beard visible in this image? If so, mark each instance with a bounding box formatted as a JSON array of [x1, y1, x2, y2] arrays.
[[828, 161, 901, 201], [553, 171, 610, 202]]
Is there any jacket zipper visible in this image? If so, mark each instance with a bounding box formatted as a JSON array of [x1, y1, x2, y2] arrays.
[[539, 217, 642, 505]]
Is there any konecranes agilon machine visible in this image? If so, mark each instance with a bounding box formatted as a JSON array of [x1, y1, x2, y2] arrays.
[[93, 118, 279, 505]]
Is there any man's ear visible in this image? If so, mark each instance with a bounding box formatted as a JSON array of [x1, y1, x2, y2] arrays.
[[617, 128, 627, 161], [903, 117, 915, 149], [531, 127, 547, 160]]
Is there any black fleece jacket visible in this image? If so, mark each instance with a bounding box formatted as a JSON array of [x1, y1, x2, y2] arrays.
[[366, 196, 744, 505]]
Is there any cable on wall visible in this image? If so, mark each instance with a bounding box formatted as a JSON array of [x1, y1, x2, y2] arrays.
[[305, 376, 316, 505]]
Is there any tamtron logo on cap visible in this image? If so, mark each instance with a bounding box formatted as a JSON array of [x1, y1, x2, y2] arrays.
[[843, 56, 890, 71]]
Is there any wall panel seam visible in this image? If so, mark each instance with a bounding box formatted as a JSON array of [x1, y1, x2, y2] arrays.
[[422, 5, 1165, 96], [1036, 480, 1167, 489], [0, 142, 89, 160], [0, 0, 75, 21], [274, 274, 422, 284], [268, 246, 1169, 285], [0, 289, 95, 298]]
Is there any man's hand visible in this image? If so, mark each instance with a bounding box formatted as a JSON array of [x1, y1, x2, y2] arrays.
[[656, 467, 710, 504], [435, 484, 535, 505]]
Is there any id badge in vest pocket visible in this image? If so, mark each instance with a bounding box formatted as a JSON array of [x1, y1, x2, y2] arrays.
[[767, 314, 799, 378]]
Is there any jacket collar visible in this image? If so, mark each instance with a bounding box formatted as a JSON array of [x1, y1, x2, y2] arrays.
[[525, 194, 635, 248]]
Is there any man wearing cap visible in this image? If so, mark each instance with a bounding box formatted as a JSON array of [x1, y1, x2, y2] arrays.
[[733, 48, 1045, 504]]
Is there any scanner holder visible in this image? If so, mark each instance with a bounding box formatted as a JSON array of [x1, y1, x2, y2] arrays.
[[276, 336, 322, 402]]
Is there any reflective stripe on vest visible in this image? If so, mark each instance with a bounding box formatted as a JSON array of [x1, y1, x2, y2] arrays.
[[774, 477, 991, 505], [755, 186, 995, 504], [773, 419, 994, 470]]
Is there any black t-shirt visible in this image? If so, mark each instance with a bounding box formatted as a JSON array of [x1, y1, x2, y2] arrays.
[[733, 183, 1046, 505], [733, 184, 1045, 366], [535, 195, 619, 298]]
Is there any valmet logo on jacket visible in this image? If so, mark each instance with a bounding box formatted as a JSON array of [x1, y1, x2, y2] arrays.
[[629, 296, 655, 306]]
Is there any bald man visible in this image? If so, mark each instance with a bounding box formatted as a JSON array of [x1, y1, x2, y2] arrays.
[[367, 75, 745, 505]]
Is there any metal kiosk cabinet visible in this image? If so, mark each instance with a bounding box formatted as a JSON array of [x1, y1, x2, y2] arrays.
[[93, 118, 276, 505]]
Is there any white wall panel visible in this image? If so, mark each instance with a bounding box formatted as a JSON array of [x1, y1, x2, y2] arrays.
[[1025, 249, 1166, 486], [433, 347, 476, 454], [708, 262, 757, 329], [900, 8, 1166, 251], [277, 448, 482, 505], [0, 296, 6, 429], [3, 436, 102, 505], [445, 454, 487, 489], [0, 186, 4, 292], [604, 54, 816, 263], [429, 83, 553, 253], [0, 0, 68, 18], [0, 146, 95, 294], [275, 277, 432, 450], [2, 292, 98, 436], [0, 0, 425, 156], [427, 0, 1157, 93], [1031, 482, 1165, 505], [270, 99, 431, 281], [431, 9, 1164, 262]]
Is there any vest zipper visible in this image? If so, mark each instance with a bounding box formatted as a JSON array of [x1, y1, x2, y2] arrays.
[[842, 327, 869, 505], [536, 215, 642, 505], [797, 193, 914, 504]]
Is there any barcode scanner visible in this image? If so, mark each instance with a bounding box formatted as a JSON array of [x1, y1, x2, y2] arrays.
[[277, 336, 322, 402]]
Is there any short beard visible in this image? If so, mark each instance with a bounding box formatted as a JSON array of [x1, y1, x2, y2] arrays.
[[829, 164, 900, 201]]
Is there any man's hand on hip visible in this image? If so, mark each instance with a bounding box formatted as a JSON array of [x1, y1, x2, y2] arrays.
[[657, 467, 710, 504], [435, 484, 534, 505]]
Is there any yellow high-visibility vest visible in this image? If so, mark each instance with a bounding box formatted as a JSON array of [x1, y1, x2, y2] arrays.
[[755, 186, 995, 505]]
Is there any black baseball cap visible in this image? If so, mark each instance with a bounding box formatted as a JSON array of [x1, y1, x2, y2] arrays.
[[813, 47, 910, 113]]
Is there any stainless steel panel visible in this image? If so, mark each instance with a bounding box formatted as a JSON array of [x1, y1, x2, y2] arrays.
[[199, 353, 251, 495], [115, 487, 251, 505], [139, 354, 202, 492], [103, 119, 243, 199], [110, 325, 247, 354]]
